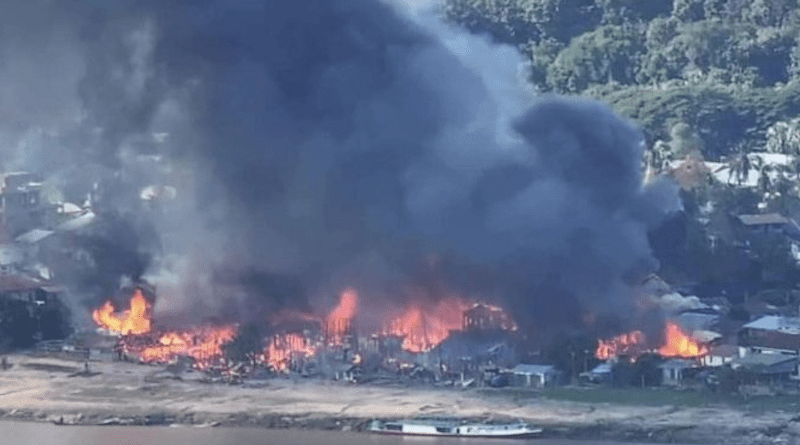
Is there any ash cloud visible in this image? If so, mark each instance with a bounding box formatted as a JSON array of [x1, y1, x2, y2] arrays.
[[0, 0, 679, 338]]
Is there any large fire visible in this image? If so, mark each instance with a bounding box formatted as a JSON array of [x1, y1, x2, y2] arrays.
[[92, 286, 518, 371], [262, 289, 358, 372], [325, 288, 358, 345], [595, 322, 708, 360], [92, 289, 152, 335], [135, 325, 237, 368], [595, 330, 647, 360], [384, 297, 472, 353], [93, 290, 234, 368], [264, 333, 319, 372], [658, 322, 709, 358]]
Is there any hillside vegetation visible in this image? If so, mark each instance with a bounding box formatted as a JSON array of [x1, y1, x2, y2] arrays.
[[441, 0, 800, 158]]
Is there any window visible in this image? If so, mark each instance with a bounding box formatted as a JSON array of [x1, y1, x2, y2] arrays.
[[385, 424, 402, 431], [436, 427, 450, 433]]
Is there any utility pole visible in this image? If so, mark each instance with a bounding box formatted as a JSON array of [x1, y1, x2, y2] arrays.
[[584, 349, 590, 374], [570, 350, 576, 384]]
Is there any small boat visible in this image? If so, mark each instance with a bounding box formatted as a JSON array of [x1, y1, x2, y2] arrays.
[[368, 419, 542, 439]]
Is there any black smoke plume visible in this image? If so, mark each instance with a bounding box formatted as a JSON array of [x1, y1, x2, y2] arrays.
[[0, 0, 679, 339]]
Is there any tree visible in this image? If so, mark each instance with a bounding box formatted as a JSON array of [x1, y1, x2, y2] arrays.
[[547, 24, 646, 92], [672, 0, 704, 22], [669, 122, 705, 158], [526, 37, 565, 90], [440, 0, 541, 45], [765, 117, 800, 154], [598, 0, 673, 25], [645, 17, 678, 50]]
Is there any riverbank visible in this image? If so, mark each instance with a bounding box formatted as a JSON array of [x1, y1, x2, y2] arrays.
[[0, 354, 797, 444]]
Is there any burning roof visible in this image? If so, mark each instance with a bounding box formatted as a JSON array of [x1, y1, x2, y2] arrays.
[[596, 321, 709, 361]]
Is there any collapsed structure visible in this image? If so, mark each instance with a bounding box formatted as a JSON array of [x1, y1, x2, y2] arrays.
[[88, 287, 523, 382]]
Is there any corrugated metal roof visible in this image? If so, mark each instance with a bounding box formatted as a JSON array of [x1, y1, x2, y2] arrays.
[[657, 359, 695, 369], [15, 229, 54, 244], [590, 363, 612, 374], [0, 274, 51, 293], [511, 364, 556, 375], [56, 211, 96, 232], [737, 213, 790, 226], [674, 313, 719, 331], [732, 353, 798, 368], [742, 316, 800, 335]]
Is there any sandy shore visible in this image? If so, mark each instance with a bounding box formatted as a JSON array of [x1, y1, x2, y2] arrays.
[[0, 354, 797, 444]]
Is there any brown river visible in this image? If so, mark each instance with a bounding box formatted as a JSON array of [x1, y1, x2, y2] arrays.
[[0, 421, 687, 445]]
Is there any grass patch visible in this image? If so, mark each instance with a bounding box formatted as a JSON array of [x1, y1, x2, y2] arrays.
[[477, 386, 800, 412], [542, 387, 711, 407], [536, 386, 800, 412]]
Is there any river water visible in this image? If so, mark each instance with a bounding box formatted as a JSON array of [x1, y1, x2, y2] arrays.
[[0, 421, 685, 445]]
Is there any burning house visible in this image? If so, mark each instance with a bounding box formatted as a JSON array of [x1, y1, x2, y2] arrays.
[[83, 281, 527, 383], [594, 320, 711, 381], [0, 0, 698, 394], [463, 303, 518, 333]]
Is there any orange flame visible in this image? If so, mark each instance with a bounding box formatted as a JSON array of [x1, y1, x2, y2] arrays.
[[326, 288, 358, 345], [264, 333, 318, 371], [595, 330, 647, 360], [136, 325, 237, 368], [658, 322, 709, 358], [596, 322, 709, 360], [385, 297, 471, 353], [92, 289, 152, 335]]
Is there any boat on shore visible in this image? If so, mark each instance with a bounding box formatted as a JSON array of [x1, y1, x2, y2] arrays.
[[368, 419, 542, 439]]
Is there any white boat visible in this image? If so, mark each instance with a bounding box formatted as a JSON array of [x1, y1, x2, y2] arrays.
[[368, 419, 543, 439]]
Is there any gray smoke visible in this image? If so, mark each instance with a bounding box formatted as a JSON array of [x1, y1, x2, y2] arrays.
[[0, 0, 680, 337]]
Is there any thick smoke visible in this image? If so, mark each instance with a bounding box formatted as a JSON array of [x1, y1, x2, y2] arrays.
[[0, 0, 679, 338]]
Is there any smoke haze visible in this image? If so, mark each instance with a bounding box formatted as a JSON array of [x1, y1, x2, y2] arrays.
[[0, 0, 680, 338]]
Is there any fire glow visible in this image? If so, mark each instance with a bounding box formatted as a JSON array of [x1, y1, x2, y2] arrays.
[[384, 297, 472, 353], [93, 289, 235, 368], [261, 289, 359, 371], [595, 322, 709, 360], [132, 325, 237, 369], [264, 333, 318, 372], [325, 288, 357, 345], [92, 289, 152, 335], [91, 287, 518, 370]]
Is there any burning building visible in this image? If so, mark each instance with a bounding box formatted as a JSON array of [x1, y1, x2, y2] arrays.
[[463, 303, 518, 333], [86, 283, 524, 378], [0, 0, 685, 376], [595, 321, 710, 362]]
